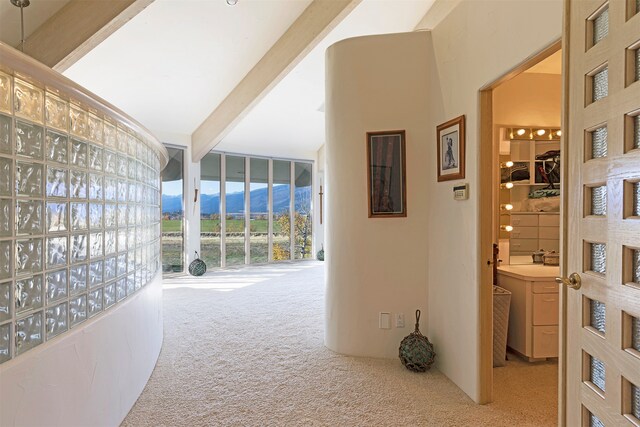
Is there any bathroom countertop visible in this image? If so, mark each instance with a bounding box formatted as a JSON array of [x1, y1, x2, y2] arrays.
[[497, 264, 560, 281]]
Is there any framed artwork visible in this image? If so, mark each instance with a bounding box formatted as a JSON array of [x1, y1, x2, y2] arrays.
[[436, 115, 465, 182], [366, 130, 406, 218]]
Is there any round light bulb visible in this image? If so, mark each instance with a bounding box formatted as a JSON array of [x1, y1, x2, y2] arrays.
[[516, 128, 526, 136], [505, 225, 513, 232], [536, 129, 546, 136], [556, 130, 562, 137], [505, 182, 514, 189], [503, 204, 513, 211], [505, 161, 514, 168]]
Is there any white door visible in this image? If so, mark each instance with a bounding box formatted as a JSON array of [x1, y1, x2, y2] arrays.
[[564, 0, 640, 425]]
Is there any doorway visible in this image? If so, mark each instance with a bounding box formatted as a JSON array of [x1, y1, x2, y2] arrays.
[[478, 40, 562, 413]]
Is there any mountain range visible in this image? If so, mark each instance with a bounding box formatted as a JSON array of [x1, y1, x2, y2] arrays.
[[162, 185, 311, 215]]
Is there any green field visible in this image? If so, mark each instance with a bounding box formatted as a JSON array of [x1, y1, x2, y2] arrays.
[[163, 219, 279, 233]]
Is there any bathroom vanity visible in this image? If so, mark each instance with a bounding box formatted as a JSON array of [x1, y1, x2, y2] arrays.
[[497, 264, 560, 361]]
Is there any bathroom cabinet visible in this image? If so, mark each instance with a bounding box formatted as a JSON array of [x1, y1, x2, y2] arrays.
[[510, 212, 560, 255], [496, 265, 560, 361]]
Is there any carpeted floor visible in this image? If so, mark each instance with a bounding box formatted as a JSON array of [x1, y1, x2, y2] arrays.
[[122, 261, 557, 427]]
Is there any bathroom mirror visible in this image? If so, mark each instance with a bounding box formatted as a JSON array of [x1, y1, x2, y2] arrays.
[[498, 127, 561, 265]]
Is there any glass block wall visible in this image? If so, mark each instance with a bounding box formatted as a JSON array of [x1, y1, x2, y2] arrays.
[[0, 65, 164, 365]]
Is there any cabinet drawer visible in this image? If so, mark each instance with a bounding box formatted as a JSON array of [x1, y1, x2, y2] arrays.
[[533, 326, 559, 358], [539, 214, 560, 227], [511, 226, 538, 239], [532, 281, 559, 294], [533, 293, 559, 325], [539, 226, 559, 239], [539, 239, 560, 252], [511, 215, 539, 227], [510, 238, 539, 252]]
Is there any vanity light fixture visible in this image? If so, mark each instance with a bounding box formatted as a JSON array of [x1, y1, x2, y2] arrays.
[[516, 128, 526, 136], [501, 182, 514, 189], [226, 0, 238, 5], [536, 129, 546, 136], [500, 225, 514, 232], [501, 204, 514, 211], [501, 161, 514, 168], [10, 0, 30, 52], [556, 130, 562, 137]]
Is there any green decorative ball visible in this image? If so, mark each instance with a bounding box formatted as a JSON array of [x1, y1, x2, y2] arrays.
[[399, 309, 435, 372]]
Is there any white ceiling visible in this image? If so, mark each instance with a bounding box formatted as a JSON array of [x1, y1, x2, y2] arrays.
[[62, 0, 435, 160], [0, 0, 70, 48]]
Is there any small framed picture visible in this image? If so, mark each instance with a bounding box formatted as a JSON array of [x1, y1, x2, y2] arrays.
[[437, 115, 465, 182], [366, 130, 406, 218]]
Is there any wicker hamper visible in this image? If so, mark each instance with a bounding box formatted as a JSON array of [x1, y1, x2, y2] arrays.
[[493, 285, 512, 367]]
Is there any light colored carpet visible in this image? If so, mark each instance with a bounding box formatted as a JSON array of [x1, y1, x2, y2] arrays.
[[122, 261, 557, 427]]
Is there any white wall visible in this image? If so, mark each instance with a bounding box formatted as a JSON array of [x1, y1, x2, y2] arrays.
[[325, 31, 430, 358], [0, 274, 163, 427], [424, 0, 562, 402]]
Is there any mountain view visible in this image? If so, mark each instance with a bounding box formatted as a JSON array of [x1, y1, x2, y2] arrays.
[[162, 185, 311, 215]]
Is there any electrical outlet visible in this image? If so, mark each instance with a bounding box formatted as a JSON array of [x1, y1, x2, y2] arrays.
[[396, 313, 405, 328], [379, 312, 391, 329]]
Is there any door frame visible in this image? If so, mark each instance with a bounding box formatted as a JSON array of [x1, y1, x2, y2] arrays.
[[477, 39, 563, 409]]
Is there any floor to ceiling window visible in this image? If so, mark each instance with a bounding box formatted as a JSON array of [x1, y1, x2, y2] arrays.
[[294, 162, 312, 259], [272, 160, 291, 261], [249, 158, 269, 264], [200, 153, 221, 268], [161, 147, 184, 273], [225, 155, 246, 266]]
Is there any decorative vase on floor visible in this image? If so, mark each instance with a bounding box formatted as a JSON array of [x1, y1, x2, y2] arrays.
[[399, 309, 436, 372], [317, 246, 324, 261], [188, 251, 207, 276]]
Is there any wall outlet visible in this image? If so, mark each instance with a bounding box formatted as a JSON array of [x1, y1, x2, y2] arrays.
[[379, 312, 391, 329], [396, 313, 405, 328]]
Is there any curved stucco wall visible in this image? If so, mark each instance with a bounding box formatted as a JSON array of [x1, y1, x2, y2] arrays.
[[324, 31, 430, 358]]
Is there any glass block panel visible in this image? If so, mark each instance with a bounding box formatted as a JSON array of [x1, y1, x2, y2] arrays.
[[591, 127, 607, 159], [15, 238, 42, 274], [15, 311, 43, 355], [128, 182, 136, 203], [117, 180, 127, 203], [16, 200, 44, 234], [591, 243, 606, 274], [0, 322, 10, 363], [70, 203, 87, 231], [46, 269, 67, 303], [592, 7, 608, 45], [104, 178, 116, 202], [46, 202, 67, 233], [632, 383, 640, 420], [590, 299, 606, 333], [89, 174, 103, 200], [0, 157, 11, 197], [104, 282, 115, 309], [45, 130, 68, 164], [69, 169, 87, 199], [104, 230, 116, 255], [633, 316, 640, 352], [117, 129, 127, 153], [70, 234, 87, 264], [0, 198, 11, 237], [128, 158, 136, 180], [104, 256, 116, 281], [127, 227, 136, 250], [593, 67, 608, 102], [0, 281, 10, 322], [46, 236, 67, 267], [634, 182, 640, 217], [88, 288, 103, 317], [633, 249, 640, 284], [69, 264, 87, 295], [16, 162, 43, 197], [45, 302, 67, 339], [45, 94, 68, 132], [116, 278, 126, 301], [69, 105, 88, 138], [104, 122, 116, 149], [590, 355, 606, 392], [104, 203, 116, 228], [89, 260, 103, 288], [117, 229, 127, 254], [15, 276, 43, 313], [15, 120, 43, 159], [89, 145, 103, 171], [90, 232, 102, 258], [70, 138, 87, 168], [69, 294, 86, 327], [104, 150, 116, 174], [87, 114, 103, 143], [591, 186, 607, 215], [0, 113, 12, 154], [46, 167, 68, 198], [117, 253, 126, 277], [89, 203, 103, 230], [0, 72, 10, 114], [0, 240, 10, 280], [14, 79, 43, 123], [126, 273, 135, 295], [590, 412, 605, 427], [635, 115, 640, 150], [117, 155, 127, 177]]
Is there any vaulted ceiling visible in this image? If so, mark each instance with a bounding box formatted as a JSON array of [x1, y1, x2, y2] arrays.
[[1, 0, 437, 161]]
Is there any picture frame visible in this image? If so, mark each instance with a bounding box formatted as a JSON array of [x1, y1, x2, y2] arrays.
[[436, 115, 465, 182], [366, 130, 406, 218]]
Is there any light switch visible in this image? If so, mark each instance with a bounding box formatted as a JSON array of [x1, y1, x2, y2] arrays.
[[379, 312, 391, 329]]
